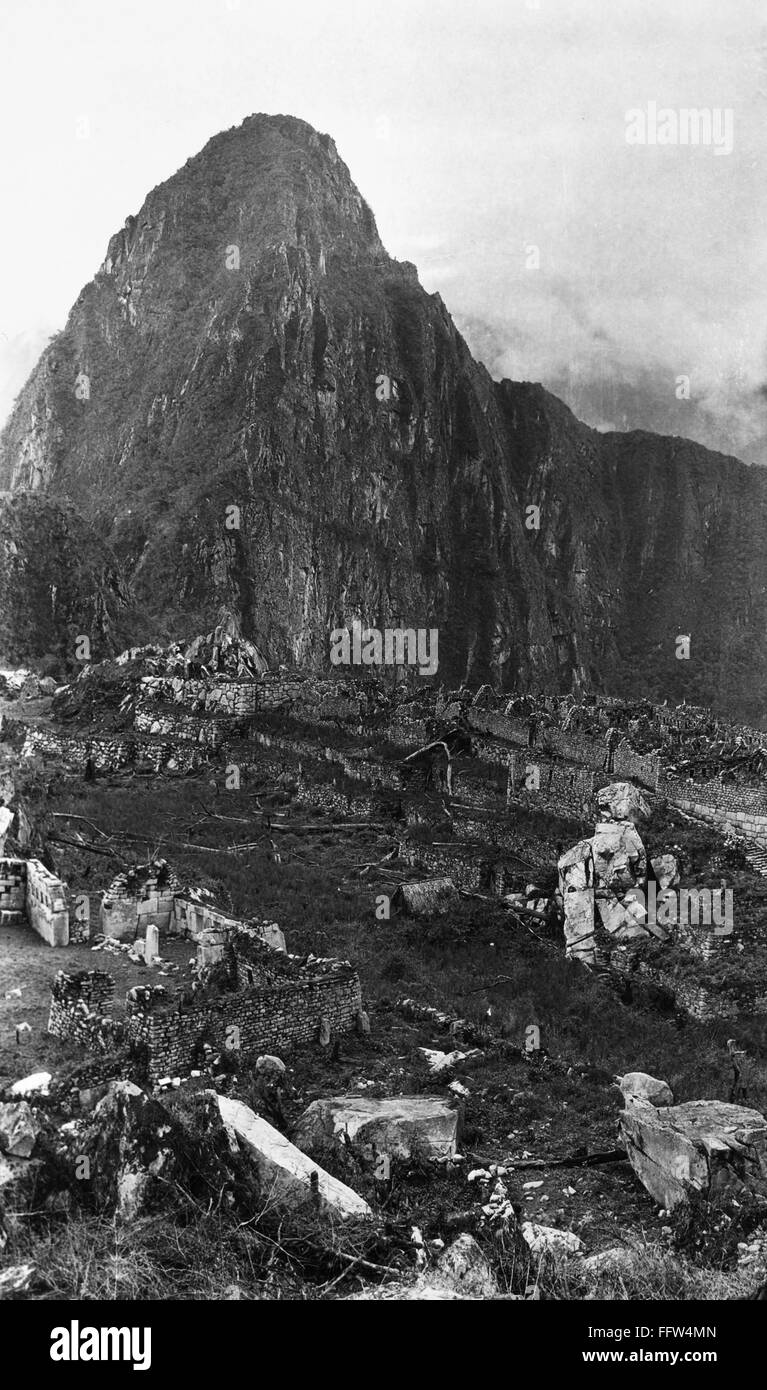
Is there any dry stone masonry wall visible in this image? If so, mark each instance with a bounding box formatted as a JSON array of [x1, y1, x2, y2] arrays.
[[125, 967, 362, 1083]]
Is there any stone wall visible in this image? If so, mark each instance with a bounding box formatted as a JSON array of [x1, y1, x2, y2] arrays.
[[612, 740, 660, 790], [0, 857, 26, 922], [124, 968, 362, 1083], [139, 676, 260, 717], [507, 752, 594, 819], [383, 714, 431, 749], [539, 727, 606, 772], [610, 949, 767, 1022], [134, 707, 235, 747], [665, 794, 767, 846], [67, 889, 100, 944], [47, 970, 119, 1045], [100, 865, 182, 940], [659, 773, 767, 817], [20, 727, 206, 775], [399, 841, 509, 895], [26, 859, 69, 946], [470, 736, 515, 770], [292, 779, 378, 820], [467, 708, 530, 747], [171, 896, 286, 953]]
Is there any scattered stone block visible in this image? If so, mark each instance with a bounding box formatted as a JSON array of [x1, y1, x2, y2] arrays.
[[293, 1093, 462, 1164]]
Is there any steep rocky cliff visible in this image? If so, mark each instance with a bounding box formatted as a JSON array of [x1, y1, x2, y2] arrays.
[[1, 113, 765, 719]]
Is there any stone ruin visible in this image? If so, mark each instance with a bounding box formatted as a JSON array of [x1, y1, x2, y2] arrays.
[[100, 859, 183, 939], [1, 852, 286, 958], [47, 926, 363, 1085], [558, 781, 736, 970], [0, 857, 69, 946], [558, 782, 654, 967]]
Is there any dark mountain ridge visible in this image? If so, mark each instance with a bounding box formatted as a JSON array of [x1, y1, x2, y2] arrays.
[[1, 113, 765, 721]]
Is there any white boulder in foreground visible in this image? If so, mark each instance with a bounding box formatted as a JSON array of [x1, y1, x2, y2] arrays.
[[217, 1095, 372, 1220], [522, 1223, 583, 1258], [9, 1072, 51, 1098], [620, 1099, 767, 1210], [293, 1093, 462, 1163]]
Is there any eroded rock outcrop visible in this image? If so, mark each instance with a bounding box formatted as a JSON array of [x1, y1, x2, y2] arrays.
[[620, 1099, 767, 1210]]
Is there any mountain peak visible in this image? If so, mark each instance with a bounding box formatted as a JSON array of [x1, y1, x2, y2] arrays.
[[2, 116, 767, 719]]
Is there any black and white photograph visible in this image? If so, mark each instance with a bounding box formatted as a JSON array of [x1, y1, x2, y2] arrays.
[[0, 0, 766, 1353]]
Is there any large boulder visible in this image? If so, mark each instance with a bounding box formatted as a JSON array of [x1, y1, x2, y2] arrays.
[[218, 1094, 372, 1220], [0, 1102, 39, 1158], [82, 1081, 185, 1221], [617, 1072, 674, 1107], [591, 821, 647, 894], [558, 840, 596, 964], [293, 1094, 462, 1166], [597, 782, 651, 826], [620, 1099, 767, 1210]]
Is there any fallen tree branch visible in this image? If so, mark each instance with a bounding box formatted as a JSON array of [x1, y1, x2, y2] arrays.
[[458, 889, 550, 924], [464, 974, 518, 993], [318, 1249, 402, 1294], [478, 1148, 628, 1170], [48, 832, 130, 866], [49, 812, 113, 840]]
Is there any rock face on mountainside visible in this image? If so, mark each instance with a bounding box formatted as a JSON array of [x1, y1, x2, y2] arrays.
[[0, 493, 136, 667], [2, 112, 767, 717]]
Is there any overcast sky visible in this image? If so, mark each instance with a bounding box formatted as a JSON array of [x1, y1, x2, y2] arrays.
[[0, 0, 764, 458]]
